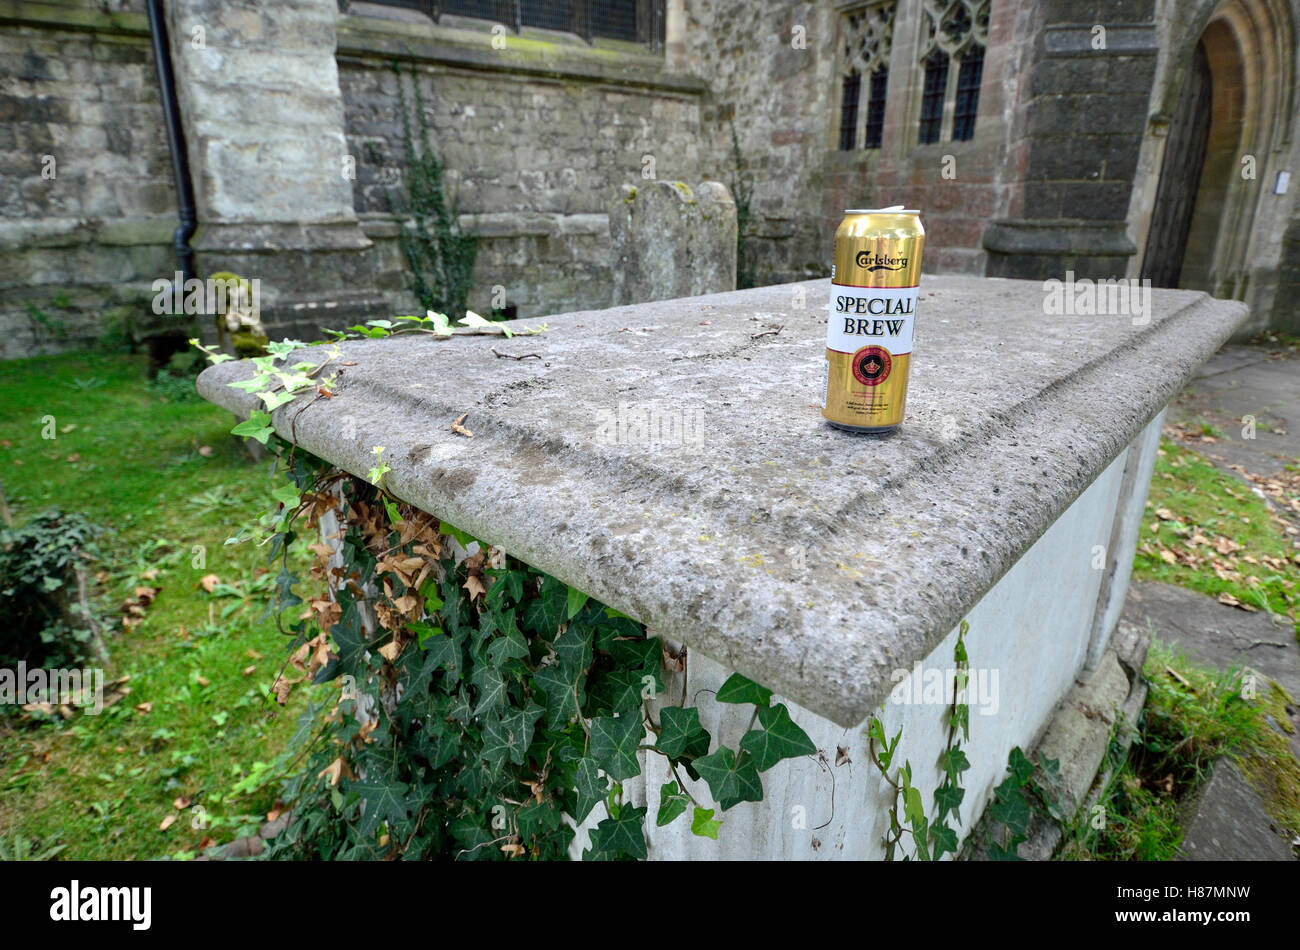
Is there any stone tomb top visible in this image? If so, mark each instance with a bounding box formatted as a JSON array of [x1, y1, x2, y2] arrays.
[[198, 276, 1245, 727]]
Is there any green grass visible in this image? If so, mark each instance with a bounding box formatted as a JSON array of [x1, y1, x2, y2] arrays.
[[1134, 439, 1299, 639], [1060, 641, 1299, 860], [0, 352, 312, 860], [1058, 434, 1300, 860]]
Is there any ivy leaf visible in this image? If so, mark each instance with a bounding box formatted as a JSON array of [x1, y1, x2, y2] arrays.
[[590, 668, 648, 716], [656, 706, 711, 762], [933, 781, 965, 823], [418, 633, 459, 687], [903, 784, 925, 827], [693, 745, 763, 811], [990, 781, 1031, 837], [656, 782, 689, 827], [930, 822, 959, 858], [609, 637, 662, 676], [738, 703, 816, 772], [533, 662, 584, 728], [470, 664, 507, 716], [346, 777, 411, 839], [938, 746, 970, 778], [271, 484, 300, 509], [565, 585, 589, 620], [258, 389, 299, 411], [516, 799, 564, 843], [988, 841, 1024, 861], [554, 622, 592, 674], [589, 714, 644, 781], [438, 519, 475, 547], [716, 672, 772, 707], [911, 817, 931, 861], [483, 712, 512, 774], [1008, 746, 1035, 785], [228, 376, 267, 393], [1037, 752, 1061, 778], [330, 603, 368, 673], [503, 704, 545, 761], [231, 410, 275, 444], [590, 805, 648, 860], [572, 757, 608, 824], [522, 575, 567, 636], [690, 806, 721, 839], [486, 625, 529, 669]]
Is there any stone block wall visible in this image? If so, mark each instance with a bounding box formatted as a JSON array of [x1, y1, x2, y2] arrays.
[[680, 0, 838, 286], [336, 11, 707, 318], [0, 0, 179, 358]]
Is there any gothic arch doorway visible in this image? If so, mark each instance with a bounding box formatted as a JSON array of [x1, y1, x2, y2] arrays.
[[1142, 42, 1213, 288], [1138, 0, 1295, 298]]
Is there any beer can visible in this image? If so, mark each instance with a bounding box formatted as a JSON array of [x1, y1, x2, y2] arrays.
[[822, 207, 925, 432]]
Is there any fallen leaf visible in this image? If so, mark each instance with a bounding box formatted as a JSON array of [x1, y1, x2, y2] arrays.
[[198, 445, 214, 457], [242, 665, 257, 676], [463, 574, 486, 601], [318, 757, 351, 787], [159, 814, 177, 831], [271, 676, 291, 705], [134, 702, 153, 714], [173, 796, 191, 810], [451, 412, 473, 438], [199, 574, 220, 593], [1217, 591, 1258, 612]]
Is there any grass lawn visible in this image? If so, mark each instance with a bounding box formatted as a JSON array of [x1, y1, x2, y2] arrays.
[[0, 352, 313, 860], [1134, 438, 1300, 640]]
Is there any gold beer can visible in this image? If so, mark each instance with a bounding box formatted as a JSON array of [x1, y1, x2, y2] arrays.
[[822, 207, 925, 432]]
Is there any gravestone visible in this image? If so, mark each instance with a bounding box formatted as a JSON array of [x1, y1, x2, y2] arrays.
[[610, 181, 737, 305]]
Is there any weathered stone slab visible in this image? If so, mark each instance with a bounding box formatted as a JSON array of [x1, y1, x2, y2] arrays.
[[1178, 759, 1297, 861], [198, 275, 1244, 727], [610, 181, 736, 305]]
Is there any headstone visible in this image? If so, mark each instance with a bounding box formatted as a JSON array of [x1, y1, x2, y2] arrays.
[[610, 181, 736, 305]]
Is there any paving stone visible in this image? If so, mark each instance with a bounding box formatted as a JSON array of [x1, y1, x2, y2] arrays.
[[1178, 758, 1297, 861]]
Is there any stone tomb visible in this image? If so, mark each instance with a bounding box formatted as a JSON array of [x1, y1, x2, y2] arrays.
[[199, 275, 1244, 858]]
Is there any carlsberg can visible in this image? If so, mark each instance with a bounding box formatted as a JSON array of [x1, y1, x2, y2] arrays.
[[822, 207, 925, 432]]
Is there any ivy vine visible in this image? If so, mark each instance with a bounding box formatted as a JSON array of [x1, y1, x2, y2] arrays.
[[868, 619, 972, 860], [193, 323, 816, 859]]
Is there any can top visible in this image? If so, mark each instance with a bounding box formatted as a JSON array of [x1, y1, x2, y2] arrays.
[[844, 206, 919, 214]]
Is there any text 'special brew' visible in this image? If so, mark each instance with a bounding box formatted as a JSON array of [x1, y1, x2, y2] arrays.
[[822, 207, 925, 432]]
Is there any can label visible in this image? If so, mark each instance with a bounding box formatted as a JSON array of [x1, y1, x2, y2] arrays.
[[823, 210, 924, 430]]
